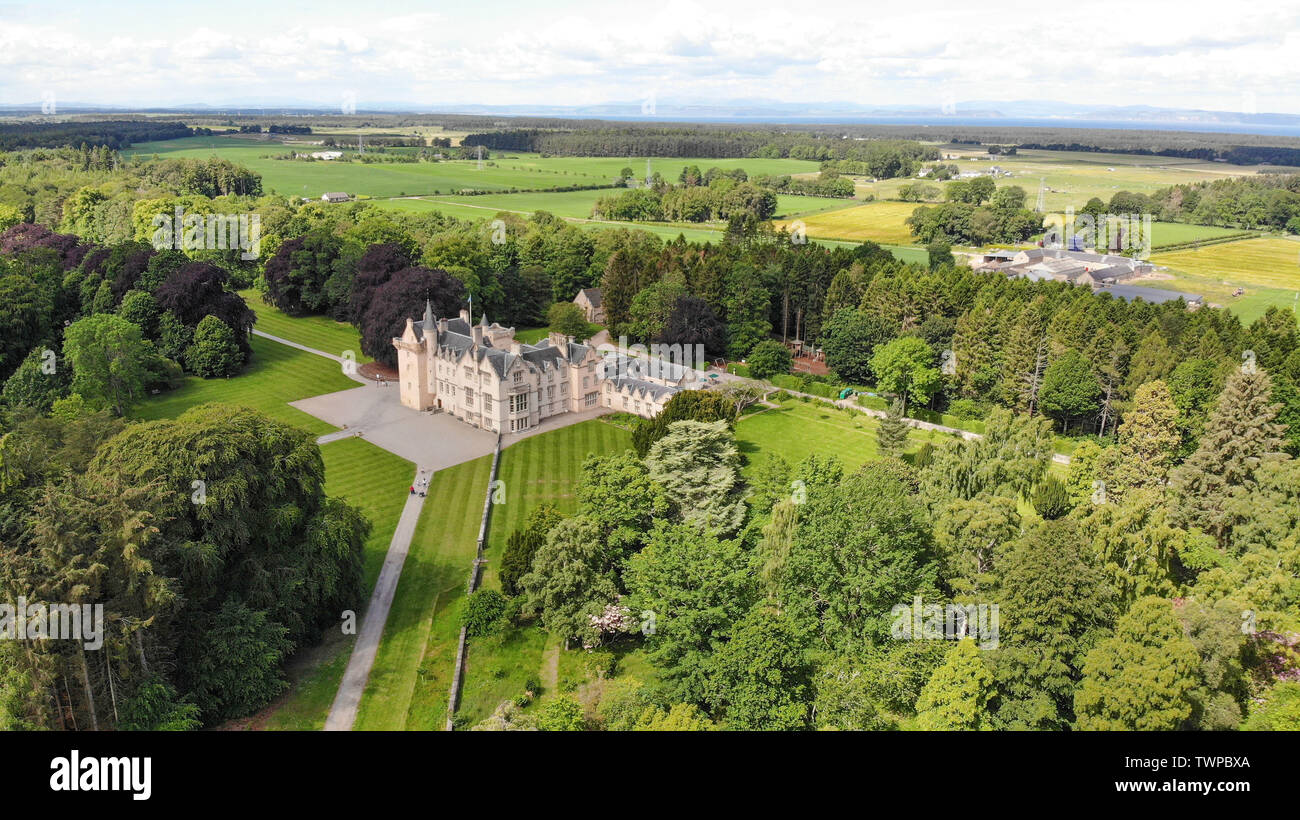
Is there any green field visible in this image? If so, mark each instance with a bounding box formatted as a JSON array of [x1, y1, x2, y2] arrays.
[[345, 418, 634, 730], [124, 137, 820, 199], [852, 146, 1285, 213], [125, 137, 607, 197], [239, 288, 371, 361], [1147, 236, 1300, 323], [1146, 221, 1257, 249], [132, 334, 360, 435], [385, 190, 858, 222], [260, 437, 416, 731]]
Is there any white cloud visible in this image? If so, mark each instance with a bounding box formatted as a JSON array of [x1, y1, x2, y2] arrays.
[[0, 0, 1296, 113]]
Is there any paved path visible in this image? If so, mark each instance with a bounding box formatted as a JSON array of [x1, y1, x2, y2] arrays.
[[292, 386, 497, 468], [324, 487, 426, 731], [253, 329, 367, 381], [250, 328, 495, 730]]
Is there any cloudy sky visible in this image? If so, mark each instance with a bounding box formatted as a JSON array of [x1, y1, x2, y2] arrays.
[[2, 0, 1298, 113]]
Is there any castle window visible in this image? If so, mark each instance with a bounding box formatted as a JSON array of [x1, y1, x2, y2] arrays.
[[484, 395, 493, 412], [513, 371, 522, 384]]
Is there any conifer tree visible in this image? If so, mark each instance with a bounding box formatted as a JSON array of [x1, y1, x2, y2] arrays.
[[1171, 367, 1286, 545], [1110, 379, 1180, 496], [875, 398, 910, 458], [915, 639, 993, 730], [1075, 597, 1202, 730]]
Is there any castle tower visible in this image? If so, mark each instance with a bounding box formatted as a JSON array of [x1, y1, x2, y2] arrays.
[[395, 312, 435, 411]]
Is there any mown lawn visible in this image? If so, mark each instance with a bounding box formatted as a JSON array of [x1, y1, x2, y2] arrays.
[[735, 397, 946, 474], [260, 437, 416, 731], [350, 419, 632, 730], [480, 419, 633, 587], [239, 289, 371, 362], [132, 334, 360, 435], [353, 454, 494, 730], [450, 420, 632, 726]]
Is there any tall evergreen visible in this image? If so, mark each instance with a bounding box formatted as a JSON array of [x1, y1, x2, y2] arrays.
[[875, 398, 910, 458], [1110, 379, 1181, 497], [1172, 367, 1286, 545]]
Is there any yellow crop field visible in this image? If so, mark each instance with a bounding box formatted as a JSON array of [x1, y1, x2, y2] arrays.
[[775, 200, 920, 245], [1151, 237, 1300, 291], [1139, 236, 1300, 323]]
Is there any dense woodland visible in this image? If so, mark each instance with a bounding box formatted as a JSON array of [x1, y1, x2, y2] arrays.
[[0, 120, 195, 151], [478, 351, 1300, 729], [1105, 174, 1300, 232], [463, 128, 939, 168]]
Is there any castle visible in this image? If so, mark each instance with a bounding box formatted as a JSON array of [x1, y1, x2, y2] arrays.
[[393, 304, 689, 433]]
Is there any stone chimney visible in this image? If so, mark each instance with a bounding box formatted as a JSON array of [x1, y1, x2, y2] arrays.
[[438, 318, 448, 333], [471, 324, 484, 346], [510, 340, 523, 355], [459, 308, 470, 323]]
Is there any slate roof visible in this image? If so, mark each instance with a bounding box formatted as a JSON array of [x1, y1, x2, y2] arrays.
[[1092, 284, 1203, 304], [578, 287, 603, 308], [408, 302, 595, 379], [607, 375, 681, 402]]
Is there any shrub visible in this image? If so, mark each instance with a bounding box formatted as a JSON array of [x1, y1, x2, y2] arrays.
[[1032, 475, 1071, 520], [912, 442, 935, 469], [947, 398, 985, 420], [747, 340, 793, 381], [462, 589, 507, 636], [184, 315, 244, 378], [583, 648, 617, 679], [537, 696, 586, 731]]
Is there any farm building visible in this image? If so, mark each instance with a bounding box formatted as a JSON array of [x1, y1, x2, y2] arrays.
[[321, 192, 351, 203], [1092, 283, 1203, 309], [973, 248, 1154, 283]]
